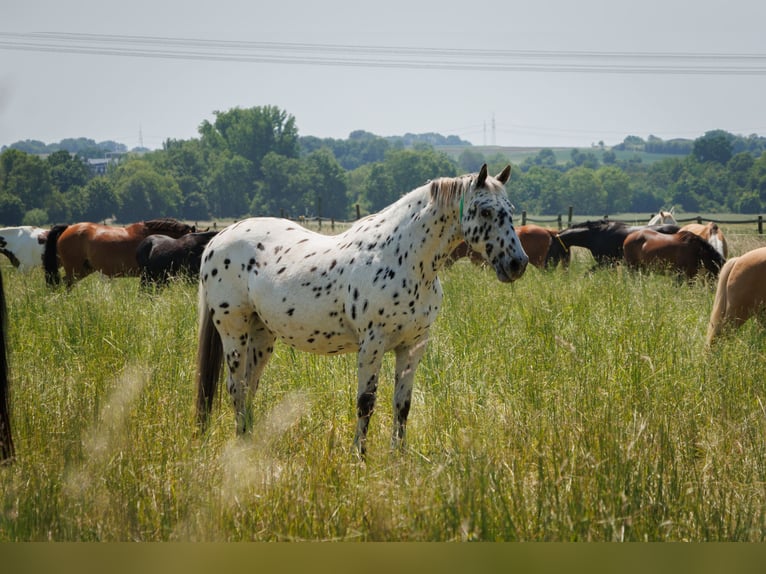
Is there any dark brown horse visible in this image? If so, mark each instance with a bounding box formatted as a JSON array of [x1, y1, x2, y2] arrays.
[[556, 220, 681, 267], [449, 224, 570, 269], [136, 230, 218, 287], [44, 218, 195, 287], [706, 246, 766, 346], [623, 228, 725, 280]]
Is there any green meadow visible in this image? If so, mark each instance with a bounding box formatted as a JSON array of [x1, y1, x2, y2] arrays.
[[1, 226, 766, 541]]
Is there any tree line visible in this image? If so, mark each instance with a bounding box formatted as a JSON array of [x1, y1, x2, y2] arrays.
[[1, 106, 765, 227]]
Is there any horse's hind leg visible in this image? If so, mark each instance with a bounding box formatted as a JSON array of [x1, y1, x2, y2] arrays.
[[353, 335, 386, 457], [243, 318, 276, 430], [214, 310, 260, 435], [392, 339, 428, 450]]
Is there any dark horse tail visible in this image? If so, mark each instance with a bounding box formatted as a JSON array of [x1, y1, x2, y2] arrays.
[[0, 268, 13, 463], [43, 224, 69, 286], [195, 283, 223, 431]]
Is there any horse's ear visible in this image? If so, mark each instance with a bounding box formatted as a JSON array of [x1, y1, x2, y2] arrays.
[[476, 164, 488, 188], [497, 165, 511, 184]]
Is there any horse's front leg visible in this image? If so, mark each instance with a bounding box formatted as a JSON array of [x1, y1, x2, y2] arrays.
[[392, 338, 428, 450], [353, 337, 386, 457]]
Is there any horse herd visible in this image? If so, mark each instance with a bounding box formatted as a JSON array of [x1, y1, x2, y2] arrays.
[[1, 166, 766, 463]]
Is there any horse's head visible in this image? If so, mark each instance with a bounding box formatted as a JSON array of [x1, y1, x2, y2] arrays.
[[682, 231, 726, 276], [460, 164, 528, 283]]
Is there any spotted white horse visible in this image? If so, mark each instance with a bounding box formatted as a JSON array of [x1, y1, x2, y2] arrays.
[[195, 164, 528, 456], [0, 226, 48, 271]]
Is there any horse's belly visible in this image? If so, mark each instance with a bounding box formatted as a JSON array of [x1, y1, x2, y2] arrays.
[[256, 304, 359, 355]]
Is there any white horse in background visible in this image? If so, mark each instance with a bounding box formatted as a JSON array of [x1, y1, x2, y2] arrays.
[[647, 210, 677, 226], [0, 226, 48, 271]]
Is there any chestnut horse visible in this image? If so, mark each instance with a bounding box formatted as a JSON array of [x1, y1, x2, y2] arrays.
[[706, 246, 766, 346], [623, 229, 725, 280], [680, 221, 728, 259], [43, 218, 195, 287], [448, 224, 569, 269]]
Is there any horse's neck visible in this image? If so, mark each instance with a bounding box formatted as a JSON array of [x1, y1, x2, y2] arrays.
[[359, 186, 462, 282]]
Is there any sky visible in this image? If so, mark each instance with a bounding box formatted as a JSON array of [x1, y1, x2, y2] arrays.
[[1, 0, 766, 151]]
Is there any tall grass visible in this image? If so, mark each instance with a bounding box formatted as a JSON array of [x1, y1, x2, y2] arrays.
[[1, 230, 766, 541]]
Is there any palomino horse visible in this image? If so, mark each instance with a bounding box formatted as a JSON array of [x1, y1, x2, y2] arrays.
[[706, 246, 766, 346], [648, 210, 677, 226], [195, 164, 528, 456], [680, 222, 728, 259], [448, 224, 568, 269], [0, 226, 48, 271], [556, 220, 680, 267], [136, 230, 218, 287], [623, 229, 725, 280], [44, 218, 195, 287], [0, 268, 12, 462]]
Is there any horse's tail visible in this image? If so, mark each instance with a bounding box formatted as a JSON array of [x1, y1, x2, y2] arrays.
[[195, 281, 223, 431], [0, 269, 14, 463], [705, 255, 737, 348], [43, 224, 69, 286]]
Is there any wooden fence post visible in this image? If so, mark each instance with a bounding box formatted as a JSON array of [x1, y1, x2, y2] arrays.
[[521, 210, 527, 225], [568, 206, 573, 227], [759, 215, 763, 235]]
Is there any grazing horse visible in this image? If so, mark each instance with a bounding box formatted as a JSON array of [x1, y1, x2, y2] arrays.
[[195, 164, 528, 456], [0, 268, 12, 463], [681, 222, 728, 259], [0, 226, 48, 271], [706, 247, 766, 346], [448, 224, 567, 269], [623, 229, 725, 280], [43, 218, 195, 287], [556, 220, 680, 267], [136, 230, 218, 287]]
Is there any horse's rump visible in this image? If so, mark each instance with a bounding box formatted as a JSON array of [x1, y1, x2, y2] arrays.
[[706, 247, 766, 346]]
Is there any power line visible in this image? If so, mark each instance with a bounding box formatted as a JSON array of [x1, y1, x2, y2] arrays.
[[1, 32, 766, 75]]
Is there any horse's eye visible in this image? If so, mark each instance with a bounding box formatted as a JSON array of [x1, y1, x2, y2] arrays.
[[480, 208, 492, 219]]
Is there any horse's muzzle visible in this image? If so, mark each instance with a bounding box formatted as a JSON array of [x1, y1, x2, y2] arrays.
[[495, 252, 528, 283]]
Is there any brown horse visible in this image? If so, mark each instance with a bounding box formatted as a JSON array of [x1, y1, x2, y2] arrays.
[[680, 221, 728, 259], [448, 224, 569, 269], [623, 228, 725, 280], [43, 218, 195, 287], [706, 246, 766, 346]]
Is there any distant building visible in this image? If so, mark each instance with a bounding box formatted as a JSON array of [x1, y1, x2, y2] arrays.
[[86, 151, 125, 175]]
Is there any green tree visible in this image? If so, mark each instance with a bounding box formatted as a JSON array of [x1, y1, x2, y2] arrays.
[[562, 167, 606, 215], [253, 153, 309, 218], [303, 148, 348, 219], [693, 130, 733, 164], [206, 154, 253, 218], [200, 106, 299, 181], [0, 149, 53, 211], [598, 166, 631, 214], [112, 160, 182, 221], [47, 150, 91, 194], [363, 163, 397, 213], [383, 148, 457, 198], [79, 177, 120, 222]]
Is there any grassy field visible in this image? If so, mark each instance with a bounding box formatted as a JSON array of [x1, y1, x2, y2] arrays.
[[1, 225, 766, 541]]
